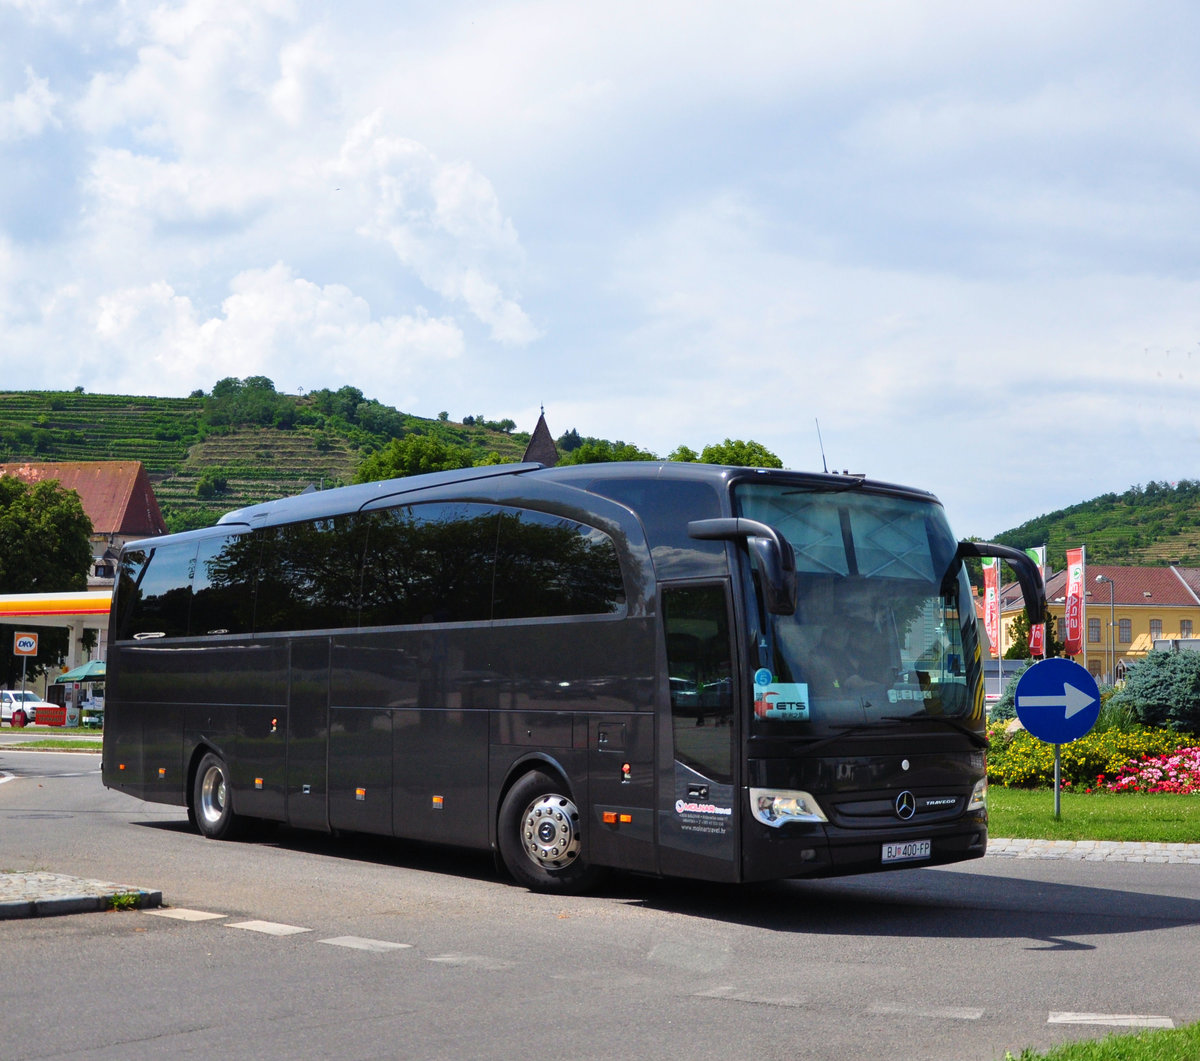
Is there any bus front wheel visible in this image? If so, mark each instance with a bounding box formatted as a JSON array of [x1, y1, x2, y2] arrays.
[[192, 752, 241, 840], [498, 770, 598, 893]]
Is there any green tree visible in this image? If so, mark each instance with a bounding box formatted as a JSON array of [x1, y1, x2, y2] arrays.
[[0, 476, 93, 684], [354, 435, 476, 482], [698, 439, 783, 468], [1003, 608, 1066, 660], [557, 440, 658, 465], [667, 444, 699, 463], [1109, 650, 1200, 734], [556, 428, 583, 453]]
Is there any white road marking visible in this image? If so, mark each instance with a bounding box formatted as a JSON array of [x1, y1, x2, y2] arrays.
[[227, 920, 312, 936], [1048, 1012, 1174, 1028], [693, 986, 807, 1008], [425, 953, 515, 970], [144, 908, 227, 921], [869, 1003, 984, 1021], [319, 936, 413, 953]]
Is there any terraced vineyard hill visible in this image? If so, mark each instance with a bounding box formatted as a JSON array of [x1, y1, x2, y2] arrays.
[[993, 481, 1200, 569], [0, 388, 530, 531], [157, 427, 362, 522], [0, 390, 202, 472]]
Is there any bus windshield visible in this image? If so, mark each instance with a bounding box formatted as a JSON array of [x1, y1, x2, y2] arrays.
[[734, 483, 982, 734]]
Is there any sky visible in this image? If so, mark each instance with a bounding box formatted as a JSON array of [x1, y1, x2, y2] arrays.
[[2, 1, 1198, 540]]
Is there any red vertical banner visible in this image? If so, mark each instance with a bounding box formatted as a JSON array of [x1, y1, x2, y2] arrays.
[[1064, 547, 1085, 657], [983, 559, 1000, 655], [1028, 619, 1045, 657], [1025, 546, 1046, 657]]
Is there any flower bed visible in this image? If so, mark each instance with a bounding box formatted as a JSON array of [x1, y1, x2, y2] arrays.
[[1103, 746, 1200, 793], [985, 722, 1188, 788]]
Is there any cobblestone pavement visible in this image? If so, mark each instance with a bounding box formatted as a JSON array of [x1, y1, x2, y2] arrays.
[[987, 838, 1200, 863], [4, 841, 1197, 919], [0, 872, 162, 919]]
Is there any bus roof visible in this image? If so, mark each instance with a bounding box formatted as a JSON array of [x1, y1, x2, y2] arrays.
[[125, 462, 941, 550]]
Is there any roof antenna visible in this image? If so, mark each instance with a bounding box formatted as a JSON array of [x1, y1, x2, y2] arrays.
[[815, 418, 829, 473]]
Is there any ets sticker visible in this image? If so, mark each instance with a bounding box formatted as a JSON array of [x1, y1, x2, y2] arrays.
[[753, 677, 810, 721]]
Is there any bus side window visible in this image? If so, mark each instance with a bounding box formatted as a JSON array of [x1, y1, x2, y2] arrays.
[[663, 585, 733, 783], [254, 517, 366, 633], [493, 509, 625, 619], [118, 541, 197, 640], [360, 504, 498, 626], [191, 533, 256, 636]]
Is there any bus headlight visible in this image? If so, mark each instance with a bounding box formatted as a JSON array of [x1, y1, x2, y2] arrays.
[[750, 788, 828, 827], [967, 777, 987, 812]]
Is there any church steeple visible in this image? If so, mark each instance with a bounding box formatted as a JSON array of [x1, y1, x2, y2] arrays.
[[522, 407, 558, 466]]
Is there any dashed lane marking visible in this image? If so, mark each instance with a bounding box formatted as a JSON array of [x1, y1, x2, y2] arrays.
[[1049, 1012, 1175, 1028], [319, 936, 414, 953], [227, 920, 312, 936], [869, 1003, 985, 1021], [135, 913, 1187, 1034], [425, 953, 516, 971], [692, 987, 806, 1008], [145, 908, 227, 922]]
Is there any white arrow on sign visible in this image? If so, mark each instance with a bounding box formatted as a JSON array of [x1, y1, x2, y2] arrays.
[[1016, 682, 1096, 719]]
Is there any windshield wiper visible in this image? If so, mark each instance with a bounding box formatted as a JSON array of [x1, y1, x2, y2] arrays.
[[789, 723, 882, 757], [882, 712, 988, 749]]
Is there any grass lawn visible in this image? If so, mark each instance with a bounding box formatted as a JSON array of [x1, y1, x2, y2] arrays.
[[4, 738, 101, 751], [1007, 1022, 1200, 1061], [988, 786, 1199, 843]]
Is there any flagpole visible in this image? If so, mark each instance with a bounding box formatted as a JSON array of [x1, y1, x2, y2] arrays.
[[1081, 545, 1088, 674]]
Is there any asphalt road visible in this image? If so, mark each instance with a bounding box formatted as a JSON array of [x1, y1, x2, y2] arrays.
[[2, 747, 1198, 1061]]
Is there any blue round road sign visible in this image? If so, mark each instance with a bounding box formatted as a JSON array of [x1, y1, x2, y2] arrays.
[[1013, 658, 1101, 744]]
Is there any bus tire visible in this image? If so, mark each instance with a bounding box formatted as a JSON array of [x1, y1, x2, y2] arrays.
[[192, 752, 241, 840], [498, 770, 598, 894]]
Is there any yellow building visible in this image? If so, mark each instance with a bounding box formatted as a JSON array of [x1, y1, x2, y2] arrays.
[[997, 564, 1200, 684]]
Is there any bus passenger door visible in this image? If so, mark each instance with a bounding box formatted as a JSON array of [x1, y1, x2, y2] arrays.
[[286, 638, 331, 832], [657, 583, 740, 882]]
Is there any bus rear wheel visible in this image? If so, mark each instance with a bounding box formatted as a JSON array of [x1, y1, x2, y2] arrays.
[[192, 752, 241, 840], [498, 770, 598, 893]]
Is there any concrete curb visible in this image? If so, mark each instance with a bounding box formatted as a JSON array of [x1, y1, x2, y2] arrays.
[[0, 872, 162, 920]]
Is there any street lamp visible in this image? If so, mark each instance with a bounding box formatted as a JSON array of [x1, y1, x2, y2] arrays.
[[1096, 574, 1116, 685]]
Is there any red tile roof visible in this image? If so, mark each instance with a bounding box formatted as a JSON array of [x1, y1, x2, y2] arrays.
[[0, 461, 166, 538], [1016, 563, 1200, 610]]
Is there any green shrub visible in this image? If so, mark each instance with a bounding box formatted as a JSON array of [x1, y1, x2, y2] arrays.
[[986, 723, 1189, 788], [1109, 650, 1200, 733]]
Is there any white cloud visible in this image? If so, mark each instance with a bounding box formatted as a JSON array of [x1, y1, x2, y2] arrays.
[[3, 0, 1200, 537], [336, 114, 540, 344], [87, 264, 464, 397], [0, 66, 60, 141]]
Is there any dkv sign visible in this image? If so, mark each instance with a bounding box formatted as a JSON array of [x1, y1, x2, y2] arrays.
[[14, 632, 38, 656]]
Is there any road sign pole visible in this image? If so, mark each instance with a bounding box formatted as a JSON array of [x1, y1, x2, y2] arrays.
[[1053, 745, 1061, 820], [1014, 658, 1101, 825]]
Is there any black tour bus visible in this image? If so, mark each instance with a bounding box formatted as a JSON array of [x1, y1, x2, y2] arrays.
[[101, 461, 1043, 892]]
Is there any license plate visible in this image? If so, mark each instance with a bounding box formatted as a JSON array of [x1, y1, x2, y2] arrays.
[[882, 839, 931, 864]]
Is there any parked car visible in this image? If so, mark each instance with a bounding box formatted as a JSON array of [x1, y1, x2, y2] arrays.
[[1, 689, 55, 725]]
